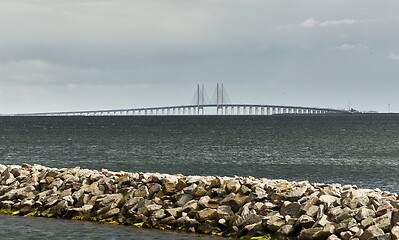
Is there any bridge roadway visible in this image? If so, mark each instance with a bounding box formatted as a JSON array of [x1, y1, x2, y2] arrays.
[[16, 104, 350, 116]]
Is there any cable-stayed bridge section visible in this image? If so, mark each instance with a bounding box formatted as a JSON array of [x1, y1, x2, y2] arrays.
[[16, 84, 350, 116]]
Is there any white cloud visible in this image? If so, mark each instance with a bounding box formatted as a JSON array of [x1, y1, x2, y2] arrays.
[[319, 19, 358, 27], [300, 18, 318, 28], [339, 44, 355, 50], [301, 18, 380, 29], [339, 43, 369, 51], [387, 52, 399, 61]]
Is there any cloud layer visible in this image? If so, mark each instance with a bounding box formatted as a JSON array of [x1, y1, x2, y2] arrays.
[[1, 0, 399, 113]]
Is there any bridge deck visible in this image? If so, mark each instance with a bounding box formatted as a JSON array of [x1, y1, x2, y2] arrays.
[[15, 104, 350, 116]]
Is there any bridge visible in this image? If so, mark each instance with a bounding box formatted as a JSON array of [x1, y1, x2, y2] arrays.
[[16, 84, 350, 116]]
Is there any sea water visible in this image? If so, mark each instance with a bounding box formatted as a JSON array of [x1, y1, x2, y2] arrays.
[[1, 115, 399, 238]]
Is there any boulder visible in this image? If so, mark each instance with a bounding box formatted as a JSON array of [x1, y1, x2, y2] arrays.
[[264, 215, 286, 232], [216, 205, 234, 220], [161, 176, 179, 195], [342, 190, 369, 209], [176, 194, 193, 207], [296, 215, 316, 228], [102, 208, 120, 218], [374, 212, 392, 231], [391, 225, 399, 240], [360, 225, 385, 240], [192, 186, 207, 198], [152, 209, 167, 219], [280, 201, 301, 217], [284, 185, 308, 201], [133, 185, 149, 198], [182, 200, 200, 212], [298, 227, 323, 240], [369, 233, 392, 240], [220, 193, 249, 212], [356, 207, 376, 221], [224, 179, 241, 193], [319, 195, 339, 207], [340, 231, 354, 240], [196, 208, 218, 222], [276, 224, 295, 237]]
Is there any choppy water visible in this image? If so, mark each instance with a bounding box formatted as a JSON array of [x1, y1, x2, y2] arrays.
[[1, 114, 399, 238]]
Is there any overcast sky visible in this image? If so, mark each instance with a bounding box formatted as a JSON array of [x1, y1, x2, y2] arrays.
[[1, 0, 399, 114]]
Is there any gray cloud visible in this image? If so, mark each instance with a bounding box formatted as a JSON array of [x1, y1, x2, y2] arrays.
[[387, 52, 399, 61], [1, 0, 399, 113]]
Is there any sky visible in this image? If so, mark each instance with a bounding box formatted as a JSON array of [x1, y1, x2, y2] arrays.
[[1, 0, 399, 114]]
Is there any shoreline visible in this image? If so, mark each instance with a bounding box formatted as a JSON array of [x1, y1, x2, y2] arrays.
[[1, 164, 399, 240]]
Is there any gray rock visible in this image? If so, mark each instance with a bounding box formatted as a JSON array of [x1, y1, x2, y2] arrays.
[[220, 193, 249, 212], [148, 183, 162, 197], [102, 208, 120, 218], [296, 215, 316, 228], [98, 193, 123, 208], [376, 202, 394, 217], [301, 196, 320, 213], [208, 177, 220, 188], [362, 216, 375, 229], [326, 234, 341, 240], [335, 218, 358, 234], [176, 215, 200, 227], [196, 208, 217, 222], [242, 221, 263, 235], [374, 212, 392, 231], [152, 209, 167, 219], [241, 214, 263, 227], [176, 194, 193, 207], [329, 206, 355, 222], [298, 227, 323, 240], [306, 205, 319, 218], [276, 224, 295, 236], [391, 225, 399, 240], [264, 215, 286, 232], [392, 211, 399, 226], [192, 186, 207, 198], [340, 231, 354, 240], [314, 222, 336, 239], [216, 205, 234, 220], [369, 233, 392, 240], [356, 207, 376, 221], [165, 207, 183, 218], [253, 187, 268, 200], [284, 185, 308, 201], [280, 201, 301, 217], [161, 176, 179, 195], [319, 195, 339, 206], [342, 190, 369, 209], [182, 200, 200, 212], [240, 185, 252, 195], [74, 204, 93, 214], [133, 185, 149, 198], [313, 214, 330, 228], [224, 179, 241, 193], [360, 225, 385, 240]]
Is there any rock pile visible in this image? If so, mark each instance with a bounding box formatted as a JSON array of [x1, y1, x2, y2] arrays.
[[1, 164, 399, 240]]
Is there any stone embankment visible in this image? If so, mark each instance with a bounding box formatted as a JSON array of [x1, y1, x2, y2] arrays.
[[1, 164, 399, 240]]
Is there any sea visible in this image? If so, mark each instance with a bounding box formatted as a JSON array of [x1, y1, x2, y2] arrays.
[[1, 114, 399, 239]]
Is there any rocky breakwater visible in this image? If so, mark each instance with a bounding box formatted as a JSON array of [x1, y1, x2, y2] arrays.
[[1, 164, 399, 240]]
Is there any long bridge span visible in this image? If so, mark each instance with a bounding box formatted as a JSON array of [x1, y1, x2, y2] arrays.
[[16, 84, 351, 116], [16, 104, 350, 116]]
